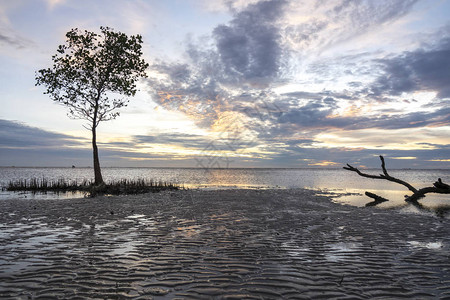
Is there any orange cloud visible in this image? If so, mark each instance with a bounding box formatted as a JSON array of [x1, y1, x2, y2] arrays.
[[308, 160, 340, 167]]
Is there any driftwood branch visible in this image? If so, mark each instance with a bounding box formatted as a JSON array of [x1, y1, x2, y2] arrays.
[[364, 192, 389, 207], [406, 181, 450, 202], [344, 156, 450, 204], [344, 156, 418, 193], [434, 178, 450, 190]]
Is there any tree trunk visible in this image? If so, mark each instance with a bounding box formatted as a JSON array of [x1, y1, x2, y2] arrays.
[[92, 126, 104, 186]]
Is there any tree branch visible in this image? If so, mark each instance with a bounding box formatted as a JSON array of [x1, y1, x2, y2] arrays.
[[344, 156, 418, 193], [344, 156, 450, 205], [364, 191, 390, 207], [343, 164, 384, 179], [406, 179, 450, 202]]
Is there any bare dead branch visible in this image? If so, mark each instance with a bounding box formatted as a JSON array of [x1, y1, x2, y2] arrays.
[[344, 156, 417, 193], [407, 180, 450, 203], [344, 156, 450, 205], [364, 191, 389, 207], [434, 178, 450, 190], [380, 155, 389, 177], [343, 164, 384, 180]]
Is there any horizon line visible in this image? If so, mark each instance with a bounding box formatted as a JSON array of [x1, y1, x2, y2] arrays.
[[1, 166, 448, 171]]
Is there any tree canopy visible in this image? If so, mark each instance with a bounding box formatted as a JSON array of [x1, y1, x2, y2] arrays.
[[36, 26, 149, 129]]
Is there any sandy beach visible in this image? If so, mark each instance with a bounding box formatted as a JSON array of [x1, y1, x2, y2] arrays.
[[0, 189, 449, 299]]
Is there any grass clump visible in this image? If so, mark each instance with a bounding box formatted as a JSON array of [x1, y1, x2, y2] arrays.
[[92, 179, 180, 196], [7, 177, 180, 196], [7, 178, 90, 192]]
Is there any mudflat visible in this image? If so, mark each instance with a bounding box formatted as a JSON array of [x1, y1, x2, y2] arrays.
[[0, 189, 449, 299]]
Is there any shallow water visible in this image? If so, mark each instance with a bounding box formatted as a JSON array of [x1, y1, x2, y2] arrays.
[[0, 167, 449, 210]]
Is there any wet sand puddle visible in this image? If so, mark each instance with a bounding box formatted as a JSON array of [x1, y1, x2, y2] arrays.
[[0, 189, 449, 299]]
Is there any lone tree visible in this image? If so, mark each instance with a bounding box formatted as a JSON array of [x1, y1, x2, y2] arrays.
[[36, 27, 149, 185]]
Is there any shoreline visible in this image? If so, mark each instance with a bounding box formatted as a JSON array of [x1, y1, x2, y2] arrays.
[[2, 186, 449, 218], [1, 188, 449, 298]]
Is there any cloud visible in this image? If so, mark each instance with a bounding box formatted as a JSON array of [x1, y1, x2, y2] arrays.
[[0, 28, 33, 49], [0, 3, 35, 51], [0, 119, 90, 167], [142, 0, 448, 169], [277, 101, 450, 130], [328, 0, 418, 28], [186, 0, 288, 87], [0, 119, 87, 148], [45, 0, 66, 10], [129, 130, 262, 154], [197, 0, 262, 12], [211, 0, 286, 83], [0, 119, 448, 169], [145, 0, 422, 128], [284, 0, 419, 53], [132, 133, 214, 150], [0, 119, 207, 167], [370, 36, 450, 98], [183, 0, 288, 89], [145, 0, 289, 132]]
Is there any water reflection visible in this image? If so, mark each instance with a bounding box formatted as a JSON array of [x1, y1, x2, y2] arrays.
[[0, 167, 448, 214], [0, 190, 88, 200], [329, 187, 450, 218]]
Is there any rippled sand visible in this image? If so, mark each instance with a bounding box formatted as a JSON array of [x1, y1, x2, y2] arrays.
[[0, 189, 449, 299]]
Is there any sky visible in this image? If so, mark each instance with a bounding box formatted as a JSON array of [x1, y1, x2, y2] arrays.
[[0, 0, 449, 169]]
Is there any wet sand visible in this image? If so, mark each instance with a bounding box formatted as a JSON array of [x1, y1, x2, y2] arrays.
[[0, 189, 449, 299]]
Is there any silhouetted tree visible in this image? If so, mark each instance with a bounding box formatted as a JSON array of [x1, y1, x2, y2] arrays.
[[344, 156, 450, 205], [36, 27, 148, 185]]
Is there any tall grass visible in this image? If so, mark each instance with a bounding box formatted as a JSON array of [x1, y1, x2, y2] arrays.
[[99, 178, 180, 195], [7, 178, 90, 192], [7, 177, 180, 196]]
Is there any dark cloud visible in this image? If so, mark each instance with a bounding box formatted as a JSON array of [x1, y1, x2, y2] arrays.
[[284, 20, 328, 49], [146, 0, 421, 132], [0, 143, 193, 168], [133, 131, 260, 153], [132, 133, 213, 150], [0, 119, 90, 167], [0, 119, 448, 169], [146, 59, 224, 128], [277, 102, 450, 131], [141, 0, 448, 169], [188, 0, 287, 86], [368, 107, 450, 130], [0, 147, 92, 167], [0, 29, 33, 49], [0, 120, 205, 167], [279, 102, 333, 127], [146, 0, 288, 128], [0, 119, 86, 148], [281, 90, 354, 102], [244, 140, 450, 169], [371, 37, 450, 98], [212, 0, 286, 83]]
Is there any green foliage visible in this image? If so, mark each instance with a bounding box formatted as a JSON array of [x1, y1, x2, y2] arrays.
[[35, 26, 149, 129]]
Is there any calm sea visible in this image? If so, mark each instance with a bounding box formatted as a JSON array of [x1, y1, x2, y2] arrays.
[[0, 167, 449, 210]]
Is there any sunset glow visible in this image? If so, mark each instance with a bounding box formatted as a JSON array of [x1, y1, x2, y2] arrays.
[[0, 0, 449, 168]]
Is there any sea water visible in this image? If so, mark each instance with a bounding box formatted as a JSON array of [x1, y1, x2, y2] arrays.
[[0, 167, 449, 210]]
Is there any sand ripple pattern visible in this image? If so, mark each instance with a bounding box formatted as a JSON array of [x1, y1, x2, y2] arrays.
[[0, 189, 449, 299]]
